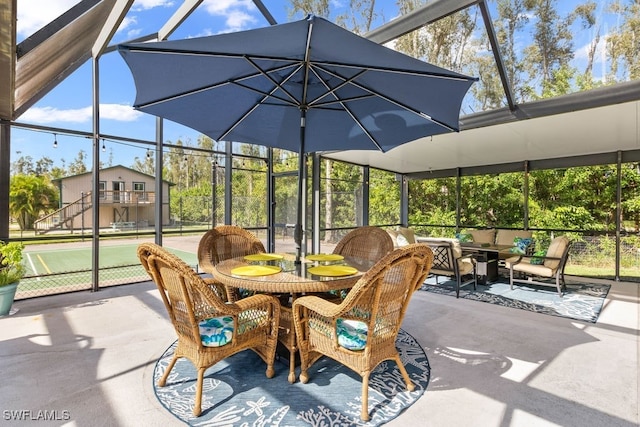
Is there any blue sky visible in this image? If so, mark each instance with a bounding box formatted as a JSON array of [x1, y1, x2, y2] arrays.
[[12, 0, 404, 168], [11, 0, 620, 170]]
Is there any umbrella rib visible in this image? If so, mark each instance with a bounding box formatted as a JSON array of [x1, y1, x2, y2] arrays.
[[244, 55, 303, 107], [305, 65, 384, 151], [134, 61, 300, 109], [229, 81, 299, 108], [305, 67, 369, 108], [312, 62, 458, 132], [121, 44, 475, 82], [309, 59, 476, 82], [218, 62, 306, 141]]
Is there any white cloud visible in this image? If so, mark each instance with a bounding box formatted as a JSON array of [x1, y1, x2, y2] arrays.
[[16, 0, 173, 38], [100, 104, 144, 121], [17, 0, 79, 37], [202, 0, 257, 32], [118, 16, 138, 34], [21, 104, 143, 124], [132, 0, 174, 11]]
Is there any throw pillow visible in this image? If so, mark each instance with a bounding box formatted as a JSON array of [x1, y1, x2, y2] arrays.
[[386, 230, 399, 246], [199, 316, 234, 347], [396, 233, 410, 247], [397, 227, 416, 244], [336, 318, 368, 351], [530, 250, 546, 265], [456, 232, 473, 243], [510, 237, 533, 254]]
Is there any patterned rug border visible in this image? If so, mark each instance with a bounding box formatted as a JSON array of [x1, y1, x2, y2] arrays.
[[153, 329, 430, 426], [420, 279, 610, 323]]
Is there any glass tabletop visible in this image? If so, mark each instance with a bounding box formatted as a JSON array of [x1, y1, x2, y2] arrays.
[[213, 253, 375, 292]]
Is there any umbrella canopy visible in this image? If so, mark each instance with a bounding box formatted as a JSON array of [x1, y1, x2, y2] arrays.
[[118, 15, 476, 260]]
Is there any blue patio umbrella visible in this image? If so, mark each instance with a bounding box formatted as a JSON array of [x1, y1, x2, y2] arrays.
[[118, 15, 476, 261]]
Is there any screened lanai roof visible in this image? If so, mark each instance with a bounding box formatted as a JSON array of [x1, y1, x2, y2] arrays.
[[2, 0, 640, 176]]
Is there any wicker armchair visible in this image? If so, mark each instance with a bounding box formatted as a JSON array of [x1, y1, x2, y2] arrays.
[[292, 243, 434, 421], [333, 226, 394, 262], [197, 225, 266, 302], [138, 243, 280, 417]]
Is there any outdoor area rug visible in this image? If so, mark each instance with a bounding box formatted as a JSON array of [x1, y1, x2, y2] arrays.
[[420, 276, 610, 323], [153, 329, 430, 426]]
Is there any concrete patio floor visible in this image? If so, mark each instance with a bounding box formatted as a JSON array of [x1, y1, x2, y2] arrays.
[[1, 276, 638, 426]]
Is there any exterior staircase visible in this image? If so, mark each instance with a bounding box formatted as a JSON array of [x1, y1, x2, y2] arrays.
[[34, 192, 92, 234]]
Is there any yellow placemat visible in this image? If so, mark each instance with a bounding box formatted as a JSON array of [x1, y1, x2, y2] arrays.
[[231, 265, 282, 276], [308, 265, 358, 277], [305, 254, 344, 262], [243, 253, 284, 261]]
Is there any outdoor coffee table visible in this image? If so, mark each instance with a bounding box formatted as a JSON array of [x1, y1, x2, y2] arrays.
[[213, 253, 373, 383], [460, 243, 515, 284]]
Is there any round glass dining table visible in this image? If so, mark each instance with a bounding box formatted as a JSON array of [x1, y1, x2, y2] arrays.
[[213, 253, 374, 382], [213, 253, 373, 294]]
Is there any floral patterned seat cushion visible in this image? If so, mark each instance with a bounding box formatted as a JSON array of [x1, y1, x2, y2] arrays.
[[336, 318, 368, 351], [199, 316, 234, 347]]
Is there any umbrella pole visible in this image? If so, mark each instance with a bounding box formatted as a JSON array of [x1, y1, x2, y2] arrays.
[[294, 111, 306, 264]]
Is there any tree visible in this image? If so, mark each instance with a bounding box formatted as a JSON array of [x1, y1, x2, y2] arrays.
[[607, 0, 640, 81], [67, 150, 88, 175], [522, 0, 574, 99], [9, 174, 59, 230], [131, 152, 155, 175]]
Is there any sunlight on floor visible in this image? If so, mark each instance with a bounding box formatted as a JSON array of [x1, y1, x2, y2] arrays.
[[512, 409, 563, 426], [500, 357, 543, 382]]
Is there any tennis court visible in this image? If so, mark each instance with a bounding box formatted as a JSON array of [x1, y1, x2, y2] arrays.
[[16, 242, 199, 298], [23, 244, 198, 276]]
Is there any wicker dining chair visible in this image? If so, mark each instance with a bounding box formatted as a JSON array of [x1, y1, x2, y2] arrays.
[[138, 243, 280, 417], [333, 226, 395, 262], [322, 226, 396, 301], [292, 243, 434, 421], [197, 225, 266, 302]]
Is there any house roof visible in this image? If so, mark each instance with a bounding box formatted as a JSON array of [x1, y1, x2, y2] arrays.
[[52, 165, 173, 184]]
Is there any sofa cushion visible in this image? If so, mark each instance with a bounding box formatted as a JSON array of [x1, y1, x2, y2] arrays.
[[417, 237, 462, 258], [458, 258, 475, 275], [505, 257, 554, 277], [469, 229, 496, 244], [544, 236, 569, 269], [496, 229, 532, 246]]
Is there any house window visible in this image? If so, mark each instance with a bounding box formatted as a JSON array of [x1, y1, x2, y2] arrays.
[[133, 182, 147, 200], [99, 181, 106, 199]]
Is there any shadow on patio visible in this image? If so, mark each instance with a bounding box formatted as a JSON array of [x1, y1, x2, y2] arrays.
[[0, 276, 637, 426]]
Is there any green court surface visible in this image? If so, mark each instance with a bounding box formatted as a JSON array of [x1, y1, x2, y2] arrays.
[[23, 244, 198, 276]]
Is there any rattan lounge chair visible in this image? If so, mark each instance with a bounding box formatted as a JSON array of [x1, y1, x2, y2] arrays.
[[292, 243, 434, 421], [197, 225, 266, 302], [138, 243, 280, 417]]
